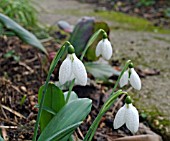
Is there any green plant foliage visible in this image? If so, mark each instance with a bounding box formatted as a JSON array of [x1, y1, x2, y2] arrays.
[[38, 98, 92, 141], [38, 83, 65, 131], [85, 62, 120, 80], [0, 13, 48, 54], [164, 8, 170, 18], [64, 91, 78, 103], [0, 0, 38, 28], [33, 44, 66, 140], [137, 0, 155, 7], [3, 50, 20, 62]]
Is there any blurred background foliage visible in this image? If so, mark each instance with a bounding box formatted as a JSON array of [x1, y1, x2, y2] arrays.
[[0, 0, 37, 28], [0, 0, 49, 39]]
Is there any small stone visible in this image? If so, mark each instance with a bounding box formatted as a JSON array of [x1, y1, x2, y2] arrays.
[[20, 86, 27, 92]]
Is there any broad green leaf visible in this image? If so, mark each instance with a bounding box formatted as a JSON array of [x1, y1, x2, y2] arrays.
[[38, 83, 65, 131], [38, 98, 92, 141], [33, 45, 66, 140], [45, 122, 82, 141], [64, 91, 78, 103], [85, 62, 120, 80], [35, 105, 57, 115], [0, 13, 47, 55], [69, 19, 94, 55]]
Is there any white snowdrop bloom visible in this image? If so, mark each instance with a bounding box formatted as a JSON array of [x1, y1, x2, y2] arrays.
[[59, 53, 87, 86], [119, 68, 141, 90], [95, 38, 113, 60], [113, 103, 139, 134]]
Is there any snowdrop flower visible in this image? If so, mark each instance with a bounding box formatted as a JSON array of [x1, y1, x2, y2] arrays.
[[95, 32, 113, 60], [114, 96, 139, 134], [59, 45, 87, 86], [119, 63, 141, 90]]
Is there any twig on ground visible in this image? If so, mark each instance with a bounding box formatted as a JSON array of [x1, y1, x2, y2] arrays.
[[0, 117, 17, 125], [0, 126, 17, 129], [0, 104, 26, 119], [19, 61, 34, 73]]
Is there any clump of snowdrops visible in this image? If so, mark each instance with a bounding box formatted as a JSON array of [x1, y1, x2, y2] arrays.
[[33, 29, 142, 141]]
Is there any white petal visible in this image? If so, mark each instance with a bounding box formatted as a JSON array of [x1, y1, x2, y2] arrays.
[[113, 105, 126, 129], [68, 73, 75, 81], [95, 40, 102, 57], [72, 54, 87, 86], [59, 55, 72, 85], [101, 39, 113, 60], [129, 68, 141, 90], [119, 70, 129, 88], [125, 104, 139, 133]]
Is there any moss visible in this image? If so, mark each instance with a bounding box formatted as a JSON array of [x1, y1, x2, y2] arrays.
[[129, 92, 170, 140], [153, 36, 170, 43], [44, 8, 170, 34], [90, 11, 170, 34]]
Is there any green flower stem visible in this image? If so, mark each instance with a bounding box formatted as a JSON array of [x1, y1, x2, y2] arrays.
[[84, 90, 127, 141], [83, 60, 131, 141], [33, 42, 68, 141], [111, 60, 132, 95], [65, 79, 75, 103], [65, 29, 106, 102], [80, 29, 106, 61]]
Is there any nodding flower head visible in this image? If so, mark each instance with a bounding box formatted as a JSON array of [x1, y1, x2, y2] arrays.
[[59, 45, 87, 86], [95, 32, 113, 60], [113, 96, 139, 134], [119, 63, 141, 90]]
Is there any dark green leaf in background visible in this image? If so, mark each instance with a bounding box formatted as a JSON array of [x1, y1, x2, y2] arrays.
[[69, 18, 94, 56], [69, 17, 110, 61]]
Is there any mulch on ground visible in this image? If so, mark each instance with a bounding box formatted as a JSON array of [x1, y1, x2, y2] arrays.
[[0, 36, 161, 140]]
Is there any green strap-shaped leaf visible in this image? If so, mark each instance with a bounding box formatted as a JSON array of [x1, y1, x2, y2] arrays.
[[38, 83, 65, 131], [45, 122, 82, 141], [85, 62, 120, 80], [38, 98, 92, 141], [0, 13, 47, 55]]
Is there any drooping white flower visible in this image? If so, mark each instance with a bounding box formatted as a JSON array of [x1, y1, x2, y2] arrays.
[[59, 53, 87, 86], [113, 103, 139, 134], [96, 38, 113, 60], [119, 68, 141, 90]]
